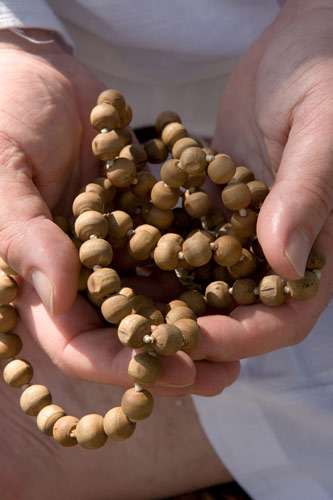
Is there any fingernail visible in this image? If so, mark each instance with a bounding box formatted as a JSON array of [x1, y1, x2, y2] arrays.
[[31, 269, 54, 314], [284, 228, 310, 278]]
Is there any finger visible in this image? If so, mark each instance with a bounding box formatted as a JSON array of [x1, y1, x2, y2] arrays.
[[0, 139, 80, 314], [258, 102, 333, 279]]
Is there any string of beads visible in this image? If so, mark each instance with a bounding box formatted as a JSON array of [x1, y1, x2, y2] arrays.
[[0, 89, 326, 449]]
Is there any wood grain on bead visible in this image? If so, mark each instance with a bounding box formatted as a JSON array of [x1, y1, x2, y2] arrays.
[[247, 180, 269, 208], [150, 323, 184, 355], [151, 181, 180, 210], [127, 225, 161, 261], [0, 304, 18, 333], [174, 318, 202, 351], [287, 271, 319, 301], [205, 281, 233, 308], [172, 137, 199, 159], [213, 235, 242, 267], [73, 191, 104, 218], [106, 210, 133, 241], [90, 102, 120, 131], [144, 138, 168, 163], [160, 159, 188, 187], [166, 305, 196, 324], [306, 245, 326, 270], [230, 166, 255, 184], [142, 204, 174, 231], [92, 131, 122, 161], [178, 147, 208, 174], [106, 158, 136, 188], [103, 406, 136, 440], [37, 404, 66, 436], [87, 268, 121, 301], [155, 110, 181, 135], [20, 384, 52, 416], [118, 314, 151, 348], [97, 89, 126, 112], [228, 248, 257, 279], [183, 171, 207, 189], [0, 274, 18, 305], [182, 231, 212, 267], [184, 190, 212, 219], [136, 305, 164, 326], [101, 294, 132, 324], [75, 210, 108, 241], [207, 154, 236, 184], [75, 414, 107, 449], [84, 177, 116, 204], [231, 279, 257, 305], [161, 122, 187, 148], [121, 387, 154, 421], [53, 415, 79, 447], [128, 353, 162, 386], [3, 359, 33, 388], [259, 275, 286, 306], [221, 182, 252, 211], [79, 238, 113, 269], [120, 144, 148, 171], [179, 290, 207, 316], [132, 171, 157, 199], [0, 332, 22, 358], [231, 209, 257, 238]]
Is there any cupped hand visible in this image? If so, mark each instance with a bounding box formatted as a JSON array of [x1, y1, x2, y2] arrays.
[[203, 0, 333, 360]]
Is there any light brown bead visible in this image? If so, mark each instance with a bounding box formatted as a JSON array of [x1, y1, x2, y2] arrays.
[[75, 210, 108, 241], [151, 181, 180, 210], [205, 281, 233, 308], [306, 244, 326, 270], [128, 353, 162, 386], [144, 138, 168, 163], [136, 305, 164, 326], [149, 323, 183, 355], [166, 305, 196, 324], [287, 271, 319, 301], [132, 171, 157, 199], [183, 190, 212, 218], [37, 404, 66, 436], [155, 110, 181, 135], [259, 275, 286, 306], [174, 318, 202, 351], [106, 157, 136, 188], [117, 103, 133, 128], [0, 258, 16, 275], [231, 209, 257, 238], [115, 190, 142, 216], [179, 290, 206, 316], [97, 89, 126, 112], [153, 234, 183, 271], [114, 127, 133, 148], [129, 294, 154, 313], [179, 147, 208, 174], [53, 415, 79, 447], [75, 414, 107, 449], [87, 268, 121, 301], [20, 384, 52, 416], [120, 144, 148, 172], [183, 171, 207, 188], [53, 215, 70, 234], [161, 122, 187, 148], [172, 137, 199, 159], [79, 239, 113, 269], [182, 231, 212, 267], [0, 304, 18, 333], [142, 204, 174, 231], [0, 275, 18, 305], [160, 159, 188, 187], [90, 102, 120, 131], [3, 359, 33, 388], [207, 154, 236, 184], [221, 182, 252, 211], [232, 279, 257, 305], [230, 166, 255, 184], [119, 287, 135, 300], [72, 191, 104, 217], [101, 294, 132, 324], [0, 332, 22, 358], [92, 130, 122, 160], [215, 222, 249, 246], [228, 248, 257, 279], [127, 225, 161, 261], [106, 210, 133, 241], [247, 180, 269, 208], [88, 177, 117, 204], [121, 388, 154, 421], [213, 235, 242, 267], [78, 266, 92, 291], [118, 314, 151, 348], [103, 406, 136, 440]]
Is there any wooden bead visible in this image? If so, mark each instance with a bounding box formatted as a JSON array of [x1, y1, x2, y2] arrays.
[[179, 290, 206, 316], [115, 190, 142, 216], [144, 138, 168, 163], [172, 137, 199, 159], [132, 171, 157, 199], [205, 281, 233, 308], [78, 266, 92, 291], [216, 222, 249, 246], [101, 294, 132, 324], [0, 332, 22, 358], [118, 314, 151, 348], [113, 127, 133, 148], [230, 166, 255, 184], [75, 210, 108, 241], [160, 159, 188, 187], [287, 271, 319, 301], [155, 110, 181, 135], [37, 404, 66, 436], [166, 305, 196, 324], [106, 157, 136, 188], [120, 144, 147, 172], [53, 415, 78, 447], [0, 258, 16, 275], [161, 122, 187, 148], [20, 384, 52, 416], [259, 275, 286, 306], [75, 414, 107, 449], [179, 147, 208, 174], [212, 263, 232, 284], [72, 191, 104, 217], [183, 190, 212, 218], [53, 215, 70, 234], [150, 323, 183, 355], [128, 353, 162, 386], [83, 178, 117, 205], [228, 248, 257, 279], [247, 180, 269, 208], [0, 304, 18, 333], [103, 406, 136, 440], [142, 204, 174, 231], [119, 287, 135, 300], [221, 182, 252, 211], [183, 171, 206, 188], [207, 154, 236, 184], [127, 225, 161, 261], [121, 388, 154, 421], [165, 300, 188, 315], [90, 102, 120, 131], [117, 103, 133, 128], [306, 244, 326, 270], [97, 89, 126, 113], [92, 130, 122, 160], [174, 318, 202, 351], [106, 210, 133, 241], [232, 279, 257, 305], [213, 235, 242, 267], [182, 231, 212, 267], [0, 274, 18, 305], [3, 359, 33, 388], [87, 268, 121, 301], [231, 209, 257, 238], [79, 239, 113, 269], [136, 305, 164, 326], [151, 181, 180, 210], [87, 291, 104, 308], [129, 294, 154, 313], [153, 234, 183, 271]]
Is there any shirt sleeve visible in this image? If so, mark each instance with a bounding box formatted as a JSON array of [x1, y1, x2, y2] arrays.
[[0, 0, 73, 49]]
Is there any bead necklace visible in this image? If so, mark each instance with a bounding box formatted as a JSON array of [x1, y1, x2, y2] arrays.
[[0, 89, 326, 450]]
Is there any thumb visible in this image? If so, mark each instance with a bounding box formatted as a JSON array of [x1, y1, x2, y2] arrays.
[[0, 147, 80, 314], [257, 109, 333, 279]]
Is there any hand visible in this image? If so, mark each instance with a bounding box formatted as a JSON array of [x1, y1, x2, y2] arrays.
[[199, 0, 333, 360]]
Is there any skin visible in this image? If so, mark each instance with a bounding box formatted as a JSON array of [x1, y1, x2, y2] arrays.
[[1, 0, 333, 496]]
